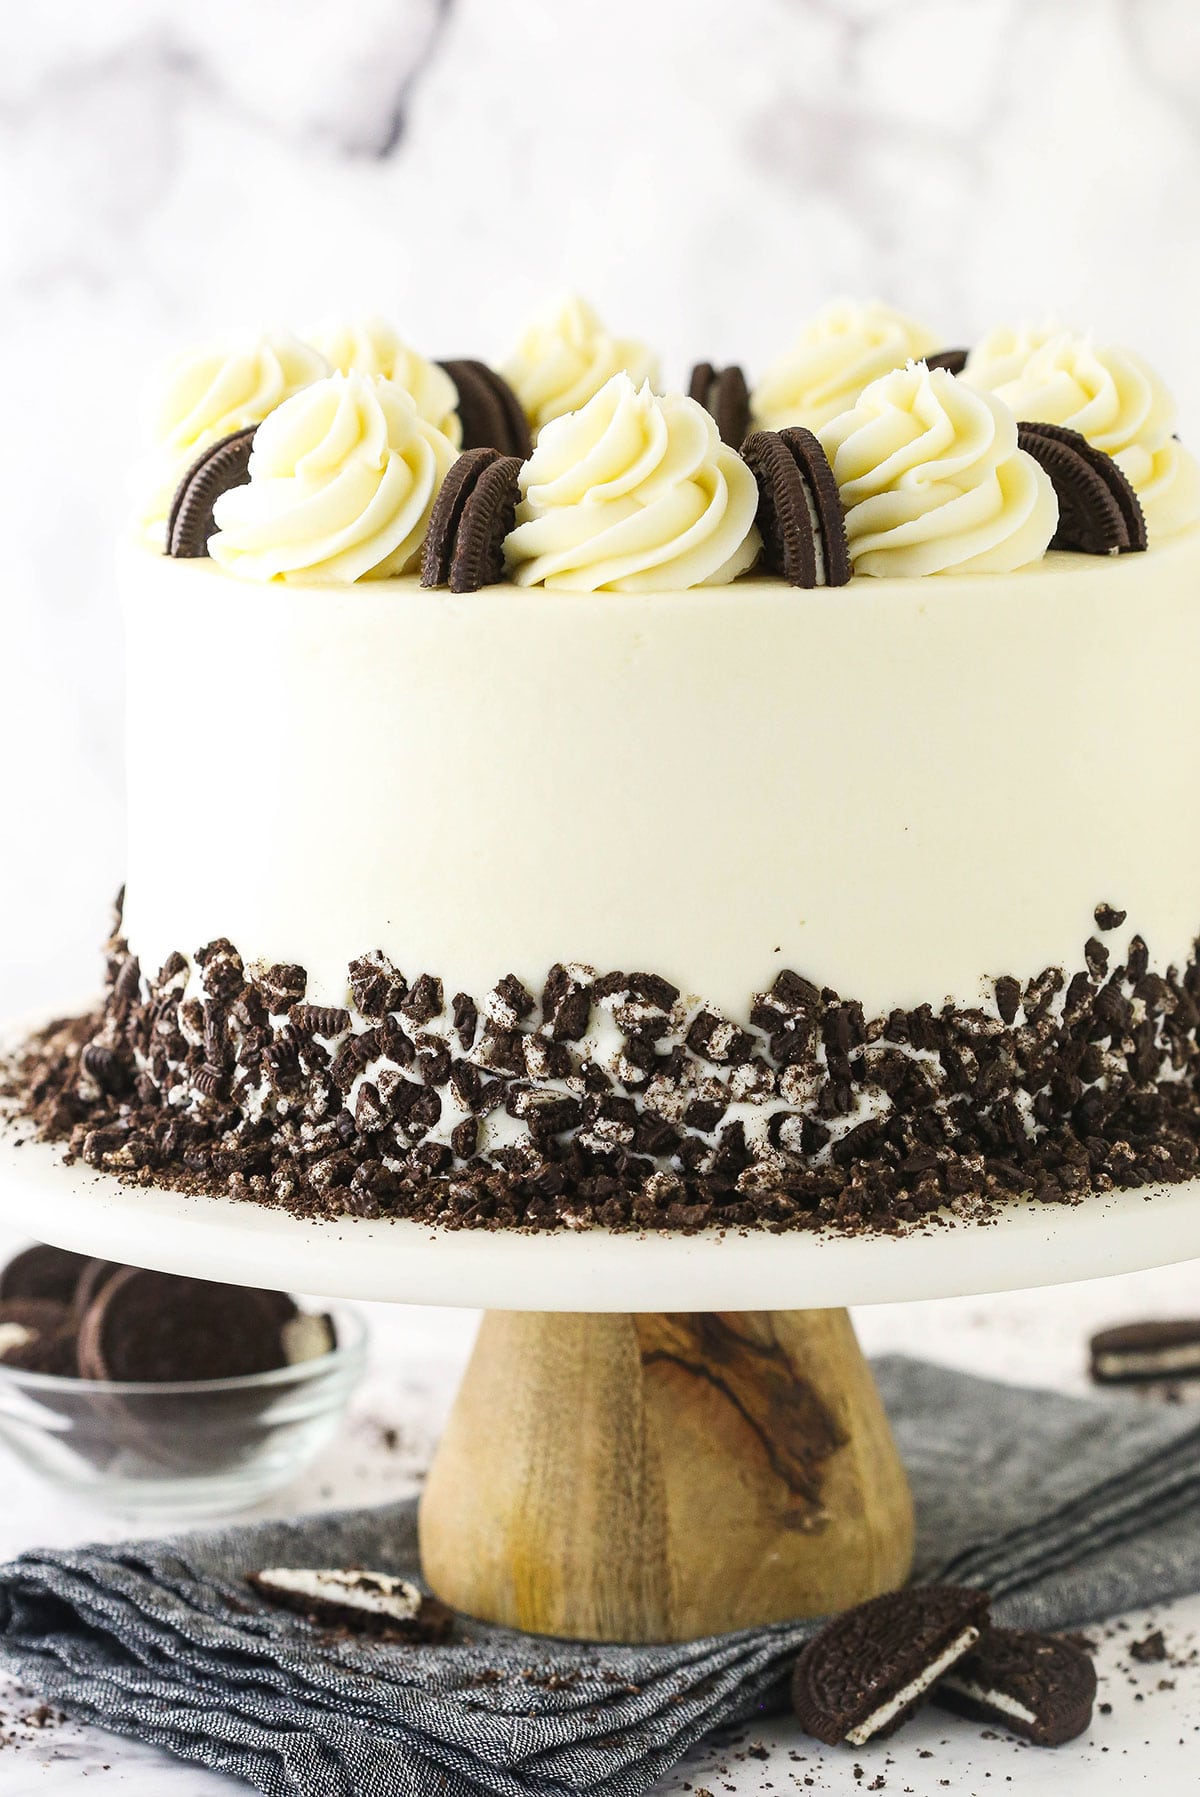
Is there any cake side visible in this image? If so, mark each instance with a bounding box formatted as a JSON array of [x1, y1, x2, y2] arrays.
[[120, 531, 1200, 1019]]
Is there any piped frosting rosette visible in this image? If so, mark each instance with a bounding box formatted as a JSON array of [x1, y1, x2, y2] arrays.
[[141, 328, 330, 529], [752, 300, 940, 434], [502, 294, 660, 435], [304, 316, 462, 447], [504, 373, 761, 591], [965, 327, 1200, 540], [208, 371, 455, 582], [817, 362, 1058, 577]]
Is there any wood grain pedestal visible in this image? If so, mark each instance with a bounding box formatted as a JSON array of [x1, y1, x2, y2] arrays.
[[419, 1308, 914, 1643]]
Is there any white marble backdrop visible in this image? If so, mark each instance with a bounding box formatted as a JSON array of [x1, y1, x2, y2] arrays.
[[0, 0, 1197, 1016]]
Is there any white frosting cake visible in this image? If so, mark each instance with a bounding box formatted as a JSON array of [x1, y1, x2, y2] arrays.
[[14, 296, 1200, 1235]]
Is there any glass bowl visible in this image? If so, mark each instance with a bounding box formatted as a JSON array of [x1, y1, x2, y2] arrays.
[[0, 1301, 367, 1519]]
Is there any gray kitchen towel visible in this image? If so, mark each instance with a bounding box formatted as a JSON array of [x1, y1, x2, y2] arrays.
[[2, 1353, 1200, 1796]]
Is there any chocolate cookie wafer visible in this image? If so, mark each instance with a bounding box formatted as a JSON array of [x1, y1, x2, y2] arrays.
[[925, 348, 969, 375], [935, 1626, 1096, 1746], [791, 1585, 990, 1747], [0, 1299, 78, 1376], [420, 447, 521, 592], [247, 1568, 454, 1642], [688, 363, 751, 446], [742, 427, 851, 587], [439, 360, 531, 459], [0, 1244, 91, 1308], [76, 1268, 290, 1383], [166, 427, 257, 558], [1018, 422, 1147, 554]]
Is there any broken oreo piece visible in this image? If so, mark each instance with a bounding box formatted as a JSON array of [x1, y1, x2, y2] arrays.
[[935, 1626, 1096, 1746], [420, 447, 521, 592], [1018, 422, 1147, 555], [791, 1585, 990, 1747], [925, 349, 969, 376], [166, 427, 257, 559], [688, 362, 752, 447], [1090, 1318, 1200, 1384], [76, 1268, 291, 1383], [0, 1299, 78, 1376], [246, 1567, 454, 1642], [0, 1244, 92, 1308], [439, 360, 531, 460], [741, 427, 852, 587]]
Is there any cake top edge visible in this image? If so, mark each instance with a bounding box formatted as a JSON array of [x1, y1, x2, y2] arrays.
[[135, 294, 1200, 592]]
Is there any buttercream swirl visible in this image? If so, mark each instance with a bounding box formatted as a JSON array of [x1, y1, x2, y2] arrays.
[[752, 300, 941, 434], [142, 328, 329, 526], [817, 363, 1058, 577], [966, 327, 1200, 540], [304, 316, 462, 446], [501, 294, 659, 435], [504, 373, 760, 591], [208, 372, 455, 583]]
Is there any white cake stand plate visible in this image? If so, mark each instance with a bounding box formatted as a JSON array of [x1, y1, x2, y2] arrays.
[[1, 1122, 1197, 1310], [6, 1011, 1200, 1643]]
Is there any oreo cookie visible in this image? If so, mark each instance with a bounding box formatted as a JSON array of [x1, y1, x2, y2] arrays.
[[1090, 1318, 1200, 1384], [741, 427, 852, 587], [935, 1626, 1096, 1746], [166, 427, 257, 559], [246, 1567, 454, 1642], [1018, 422, 1147, 555], [0, 1299, 78, 1376], [925, 348, 969, 376], [688, 362, 752, 447], [76, 1268, 291, 1383], [0, 1244, 91, 1308], [438, 360, 531, 459], [420, 447, 522, 592], [69, 1258, 123, 1321], [791, 1585, 990, 1747]]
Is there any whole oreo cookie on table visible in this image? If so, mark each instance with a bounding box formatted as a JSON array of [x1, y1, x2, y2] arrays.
[[790, 1585, 990, 1747], [438, 359, 532, 459], [1018, 421, 1147, 555], [935, 1626, 1097, 1746], [420, 446, 522, 592], [688, 362, 752, 446], [742, 427, 852, 588], [165, 427, 257, 559], [0, 1243, 91, 1307], [1090, 1318, 1200, 1384]]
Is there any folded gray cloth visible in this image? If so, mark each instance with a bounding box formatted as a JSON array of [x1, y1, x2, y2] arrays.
[[2, 1354, 1200, 1797]]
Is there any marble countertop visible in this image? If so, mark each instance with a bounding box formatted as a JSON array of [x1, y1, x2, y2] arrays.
[[1, 1219, 1198, 1794]]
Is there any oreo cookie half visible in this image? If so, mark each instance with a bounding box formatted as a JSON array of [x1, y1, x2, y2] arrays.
[[1018, 421, 1147, 554], [166, 427, 258, 559], [688, 362, 752, 447], [791, 1585, 990, 1747], [925, 348, 969, 376], [741, 427, 852, 588], [0, 1299, 78, 1376], [420, 447, 522, 593], [1090, 1318, 1200, 1383], [0, 1244, 91, 1308], [439, 360, 531, 459], [246, 1567, 454, 1642], [935, 1626, 1096, 1746], [76, 1268, 290, 1383]]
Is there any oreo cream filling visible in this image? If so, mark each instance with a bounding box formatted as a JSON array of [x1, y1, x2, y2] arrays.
[[844, 1625, 981, 1746], [253, 1568, 422, 1621]]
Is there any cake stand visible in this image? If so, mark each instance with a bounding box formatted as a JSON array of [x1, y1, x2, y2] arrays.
[[4, 1091, 1200, 1644]]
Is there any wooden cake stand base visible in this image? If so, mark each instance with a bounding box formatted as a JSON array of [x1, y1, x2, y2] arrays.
[[419, 1307, 912, 1641]]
